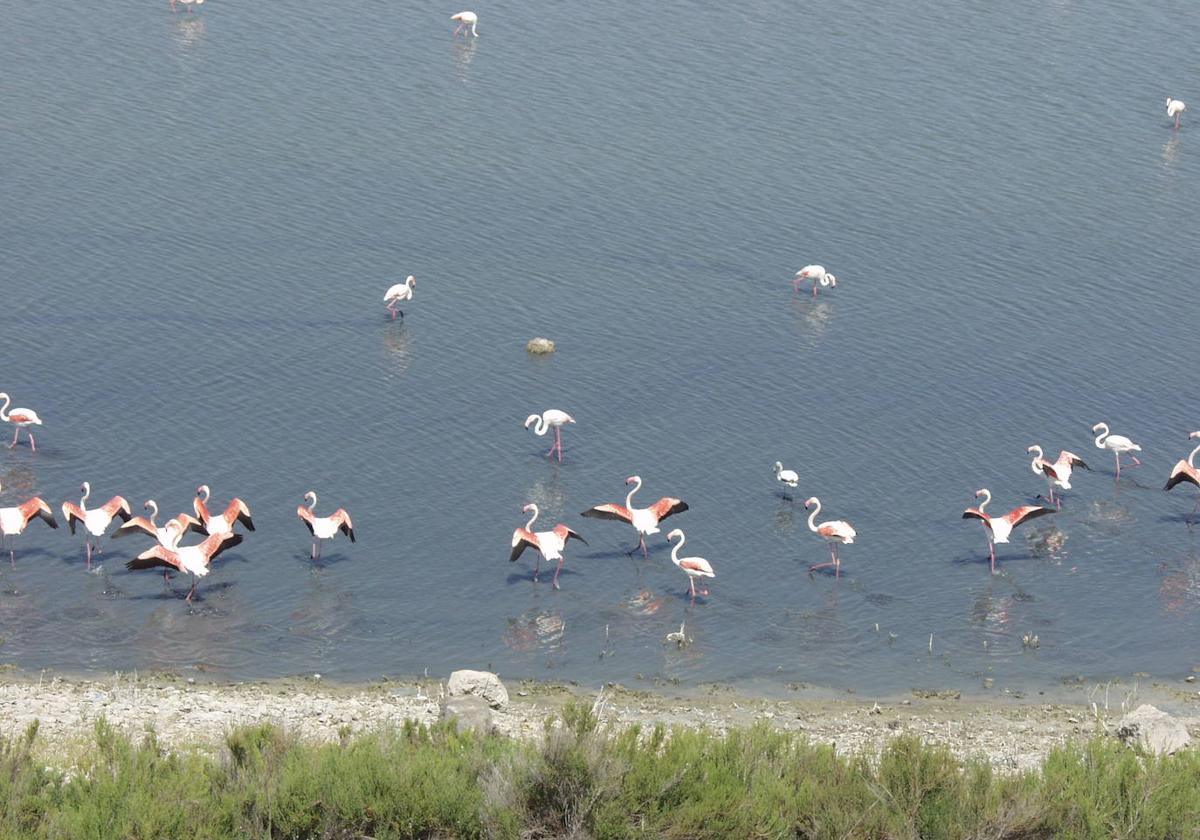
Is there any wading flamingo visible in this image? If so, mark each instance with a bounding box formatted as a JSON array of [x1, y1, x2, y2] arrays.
[[1167, 98, 1186, 129], [125, 522, 243, 603], [961, 488, 1053, 574], [1092, 422, 1142, 478], [1027, 445, 1089, 507], [774, 461, 799, 490], [170, 0, 204, 11], [113, 501, 204, 581], [297, 491, 355, 559], [524, 410, 575, 462], [1164, 431, 1200, 522], [0, 482, 57, 566], [383, 276, 416, 320], [451, 11, 478, 36], [793, 265, 837, 297], [582, 475, 688, 558], [509, 503, 586, 589], [0, 393, 42, 452], [804, 496, 856, 577], [194, 485, 255, 535], [62, 483, 132, 569], [666, 529, 714, 599]]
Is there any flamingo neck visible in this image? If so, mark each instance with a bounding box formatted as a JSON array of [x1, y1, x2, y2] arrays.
[[0, 394, 8, 422], [147, 501, 158, 526], [199, 486, 210, 503], [669, 533, 684, 562], [1189, 443, 1200, 468], [625, 478, 642, 510], [1094, 426, 1108, 448], [307, 492, 318, 512], [80, 483, 91, 511], [524, 505, 538, 530], [1029, 446, 1044, 474], [977, 490, 992, 514], [806, 500, 821, 532]]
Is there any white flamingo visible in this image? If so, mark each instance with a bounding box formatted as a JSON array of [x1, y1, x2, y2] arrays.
[[1164, 431, 1200, 522], [0, 393, 43, 451], [582, 475, 689, 558], [524, 410, 575, 463], [962, 489, 1054, 574], [451, 11, 478, 36], [804, 496, 856, 577], [125, 521, 243, 603], [1027, 446, 1089, 507], [1092, 422, 1142, 478], [61, 483, 132, 569], [666, 529, 715, 599], [383, 276, 416, 320], [297, 491, 355, 559], [1167, 98, 1186, 129], [509, 503, 586, 589], [773, 461, 799, 490], [0, 482, 57, 566], [793, 265, 837, 297]]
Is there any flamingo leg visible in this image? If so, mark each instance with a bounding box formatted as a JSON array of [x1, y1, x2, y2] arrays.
[[639, 535, 648, 559], [989, 540, 996, 574], [27, 432, 35, 452], [812, 281, 818, 298], [833, 544, 840, 578], [554, 427, 563, 462], [8, 427, 17, 448], [533, 555, 540, 582], [553, 559, 562, 590], [186, 578, 196, 603]]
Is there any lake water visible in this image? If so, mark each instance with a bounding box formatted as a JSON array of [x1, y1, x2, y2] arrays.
[[1, 0, 1198, 697]]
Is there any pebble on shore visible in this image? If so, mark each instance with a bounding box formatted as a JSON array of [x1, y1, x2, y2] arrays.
[[526, 337, 556, 355]]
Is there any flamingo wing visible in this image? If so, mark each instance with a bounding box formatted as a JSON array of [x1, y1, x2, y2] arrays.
[[175, 514, 207, 535], [19, 498, 57, 530], [113, 516, 156, 540], [563, 527, 587, 545], [297, 505, 315, 535], [1062, 452, 1090, 470], [203, 532, 244, 562], [961, 508, 992, 529], [332, 509, 355, 542], [102, 497, 133, 523], [1040, 463, 1060, 481], [228, 499, 255, 531], [1003, 505, 1055, 528], [648, 497, 689, 523], [680, 558, 715, 577], [126, 546, 184, 572], [1165, 461, 1200, 492], [61, 502, 86, 535], [581, 503, 634, 524], [509, 529, 539, 562]]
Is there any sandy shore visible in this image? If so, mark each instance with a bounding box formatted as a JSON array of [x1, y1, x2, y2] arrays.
[[1, 671, 1197, 771]]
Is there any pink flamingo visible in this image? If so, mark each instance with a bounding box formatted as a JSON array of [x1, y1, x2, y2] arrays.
[[962, 488, 1053, 574], [509, 503, 586, 589], [62, 483, 132, 569], [582, 475, 688, 558], [1027, 445, 1090, 507], [0, 393, 42, 452], [125, 522, 243, 603], [1164, 431, 1200, 522], [0, 482, 57, 566], [666, 529, 715, 599], [804, 496, 856, 577], [793, 265, 838, 297]]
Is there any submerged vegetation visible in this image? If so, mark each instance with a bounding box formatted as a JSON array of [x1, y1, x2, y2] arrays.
[[0, 703, 1197, 839]]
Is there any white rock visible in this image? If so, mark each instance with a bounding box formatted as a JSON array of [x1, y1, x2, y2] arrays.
[[526, 337, 556, 355], [1115, 704, 1192, 755], [446, 670, 509, 710]]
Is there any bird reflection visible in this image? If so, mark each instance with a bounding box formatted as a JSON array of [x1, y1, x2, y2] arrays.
[[382, 322, 412, 376], [523, 475, 567, 515], [1158, 551, 1200, 613], [971, 589, 1014, 631], [789, 299, 833, 344], [1162, 136, 1181, 169], [171, 17, 207, 52], [451, 39, 478, 83], [773, 498, 798, 534], [623, 588, 665, 617], [503, 609, 565, 653], [1025, 527, 1068, 565]]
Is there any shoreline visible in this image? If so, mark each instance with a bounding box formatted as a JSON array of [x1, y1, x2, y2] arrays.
[[1, 669, 1197, 771]]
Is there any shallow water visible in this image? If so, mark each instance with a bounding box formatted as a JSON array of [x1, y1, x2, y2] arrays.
[[1, 0, 1198, 694]]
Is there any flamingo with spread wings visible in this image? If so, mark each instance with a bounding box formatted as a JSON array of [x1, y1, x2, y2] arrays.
[[194, 485, 255, 536], [62, 483, 132, 569], [581, 475, 688, 558], [509, 503, 586, 589], [125, 522, 243, 603], [297, 491, 355, 559], [0, 482, 57, 566], [962, 488, 1054, 573]]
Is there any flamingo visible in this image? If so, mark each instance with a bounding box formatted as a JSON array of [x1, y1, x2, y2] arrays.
[[1167, 98, 1186, 129], [509, 503, 586, 589], [125, 522, 243, 603], [961, 489, 1053, 574], [666, 529, 715, 599], [803, 497, 856, 577], [193, 485, 255, 536], [793, 265, 837, 298], [170, 0, 204, 10], [581, 475, 688, 558], [383, 276, 416, 320], [1164, 431, 1200, 522], [0, 393, 43, 452], [524, 410, 575, 463], [61, 483, 132, 569], [113, 500, 203, 548], [773, 461, 799, 489], [297, 491, 355, 559], [1092, 422, 1142, 478], [451, 11, 478, 36], [1027, 445, 1090, 507], [0, 482, 57, 566]]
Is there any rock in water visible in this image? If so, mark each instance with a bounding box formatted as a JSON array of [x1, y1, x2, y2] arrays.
[[440, 695, 494, 733], [526, 337, 556, 355], [1115, 704, 1192, 755], [447, 669, 510, 710]]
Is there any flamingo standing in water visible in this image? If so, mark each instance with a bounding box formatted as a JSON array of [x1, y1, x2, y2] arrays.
[[582, 475, 688, 558], [509, 503, 586, 589], [297, 491, 355, 559], [774, 461, 799, 493], [0, 393, 43, 452], [112, 501, 203, 581], [0, 482, 57, 566], [193, 485, 255, 536], [1167, 98, 1186, 129], [804, 497, 856, 577], [451, 11, 478, 36], [1027, 445, 1090, 507], [793, 265, 837, 297], [961, 488, 1053, 573], [1092, 422, 1142, 478], [125, 521, 243, 603], [61, 483, 132, 569], [170, 0, 204, 11], [524, 410, 575, 462], [1164, 431, 1200, 522], [666, 529, 715, 599], [383, 276, 416, 320]]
